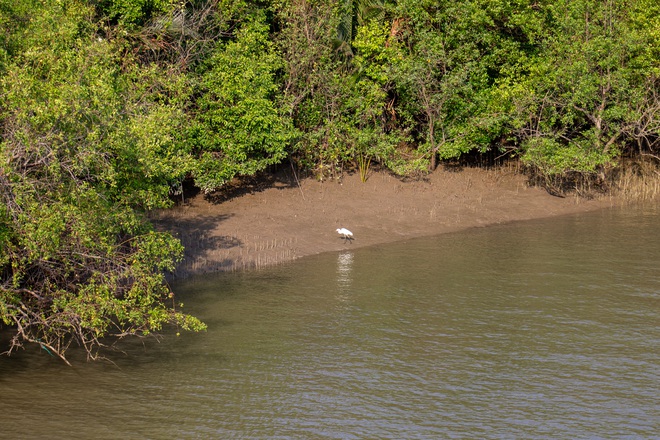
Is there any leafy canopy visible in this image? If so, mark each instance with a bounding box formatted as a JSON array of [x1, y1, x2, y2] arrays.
[[0, 0, 204, 364]]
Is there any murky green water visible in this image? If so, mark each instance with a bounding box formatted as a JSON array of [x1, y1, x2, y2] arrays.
[[2, 205, 659, 439]]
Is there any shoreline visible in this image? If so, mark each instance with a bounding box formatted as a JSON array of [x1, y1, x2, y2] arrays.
[[154, 166, 618, 279]]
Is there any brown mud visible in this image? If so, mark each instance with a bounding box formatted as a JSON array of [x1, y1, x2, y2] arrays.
[[154, 165, 617, 278]]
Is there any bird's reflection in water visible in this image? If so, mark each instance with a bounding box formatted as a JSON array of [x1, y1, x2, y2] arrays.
[[336, 251, 354, 300]]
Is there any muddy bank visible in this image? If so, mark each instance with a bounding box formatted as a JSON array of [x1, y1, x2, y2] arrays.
[[154, 165, 616, 278]]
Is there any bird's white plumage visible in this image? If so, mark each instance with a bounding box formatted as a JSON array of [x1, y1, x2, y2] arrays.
[[336, 228, 353, 239]]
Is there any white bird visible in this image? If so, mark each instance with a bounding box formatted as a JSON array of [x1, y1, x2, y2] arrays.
[[336, 228, 354, 243]]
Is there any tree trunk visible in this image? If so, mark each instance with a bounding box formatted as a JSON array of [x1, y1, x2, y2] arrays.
[[428, 117, 437, 171]]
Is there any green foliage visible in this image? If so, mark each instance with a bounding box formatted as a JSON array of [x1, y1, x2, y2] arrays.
[[503, 0, 660, 176], [276, 1, 346, 175], [96, 0, 177, 27], [0, 0, 204, 364], [0, 0, 40, 72], [279, 2, 415, 178], [188, 10, 297, 192], [334, 0, 387, 58], [521, 137, 618, 175], [276, 0, 658, 177]]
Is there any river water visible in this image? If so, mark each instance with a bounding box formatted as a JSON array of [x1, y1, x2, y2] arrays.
[[1, 205, 659, 439]]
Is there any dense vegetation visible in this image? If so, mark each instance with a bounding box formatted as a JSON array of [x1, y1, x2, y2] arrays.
[[1, 0, 658, 363]]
